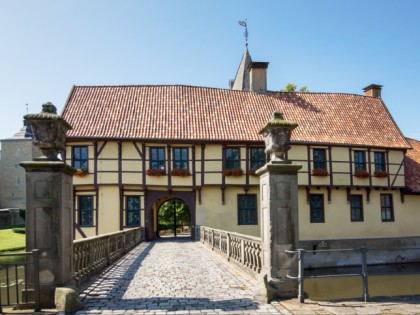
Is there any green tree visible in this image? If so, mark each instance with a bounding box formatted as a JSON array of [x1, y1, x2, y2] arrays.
[[281, 83, 297, 92], [158, 199, 190, 233], [280, 83, 309, 92]]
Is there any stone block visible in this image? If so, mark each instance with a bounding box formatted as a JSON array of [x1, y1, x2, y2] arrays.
[[54, 287, 83, 313]]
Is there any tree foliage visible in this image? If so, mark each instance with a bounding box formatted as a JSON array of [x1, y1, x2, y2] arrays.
[[158, 199, 190, 231], [280, 83, 309, 92]]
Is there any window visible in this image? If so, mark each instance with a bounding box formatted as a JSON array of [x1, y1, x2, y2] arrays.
[[225, 147, 241, 170], [79, 196, 93, 227], [173, 148, 189, 170], [374, 152, 386, 172], [250, 147, 265, 171], [354, 151, 366, 171], [310, 194, 324, 223], [313, 149, 327, 169], [238, 194, 257, 225], [126, 196, 140, 227], [72, 146, 88, 169], [150, 147, 165, 170], [380, 194, 394, 222], [350, 195, 363, 222]]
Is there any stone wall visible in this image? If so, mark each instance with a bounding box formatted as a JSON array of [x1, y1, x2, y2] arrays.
[[0, 139, 39, 209], [0, 209, 25, 227]]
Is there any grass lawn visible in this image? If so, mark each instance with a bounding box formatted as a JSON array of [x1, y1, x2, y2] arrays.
[[0, 228, 25, 252]]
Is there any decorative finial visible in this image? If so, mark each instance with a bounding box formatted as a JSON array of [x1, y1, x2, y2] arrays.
[[238, 19, 248, 47]]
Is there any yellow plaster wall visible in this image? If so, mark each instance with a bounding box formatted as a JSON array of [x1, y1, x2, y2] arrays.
[[299, 188, 420, 240], [122, 160, 141, 172], [122, 142, 142, 159], [172, 176, 193, 186], [98, 186, 120, 234], [196, 186, 260, 237], [98, 172, 119, 184], [122, 173, 142, 185]]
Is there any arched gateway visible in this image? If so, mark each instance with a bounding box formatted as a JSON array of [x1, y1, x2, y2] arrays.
[[144, 190, 196, 241]]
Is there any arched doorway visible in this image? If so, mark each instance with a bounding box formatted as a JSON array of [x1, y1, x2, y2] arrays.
[[144, 190, 196, 241], [157, 199, 191, 238]]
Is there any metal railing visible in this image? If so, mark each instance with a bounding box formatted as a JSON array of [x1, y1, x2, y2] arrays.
[[0, 249, 40, 313], [201, 226, 262, 274], [286, 246, 420, 303], [73, 227, 142, 285]]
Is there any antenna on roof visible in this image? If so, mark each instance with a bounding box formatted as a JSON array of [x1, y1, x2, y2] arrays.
[[238, 19, 248, 48]]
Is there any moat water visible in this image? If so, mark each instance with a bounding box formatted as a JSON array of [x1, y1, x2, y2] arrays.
[[305, 263, 420, 300]]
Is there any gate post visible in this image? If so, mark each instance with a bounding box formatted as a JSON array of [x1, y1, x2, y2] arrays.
[[254, 112, 302, 303], [20, 103, 75, 308]]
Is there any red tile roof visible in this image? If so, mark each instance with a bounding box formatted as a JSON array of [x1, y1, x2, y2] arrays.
[[405, 138, 420, 193], [62, 85, 410, 149]]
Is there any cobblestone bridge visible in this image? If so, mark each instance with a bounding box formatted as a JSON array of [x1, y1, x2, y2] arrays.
[[76, 237, 286, 314]]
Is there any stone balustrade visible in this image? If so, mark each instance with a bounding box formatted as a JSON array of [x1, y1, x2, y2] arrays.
[[73, 227, 142, 284], [200, 226, 262, 274]]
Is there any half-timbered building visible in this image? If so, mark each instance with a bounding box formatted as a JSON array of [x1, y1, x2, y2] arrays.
[[61, 50, 420, 251]]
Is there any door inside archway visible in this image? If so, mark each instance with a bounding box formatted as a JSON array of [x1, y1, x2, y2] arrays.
[[157, 199, 191, 238]]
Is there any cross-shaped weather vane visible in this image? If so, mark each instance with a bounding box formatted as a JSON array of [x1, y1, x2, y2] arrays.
[[238, 19, 248, 47]]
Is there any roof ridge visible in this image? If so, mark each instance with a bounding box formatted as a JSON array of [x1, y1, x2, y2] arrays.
[[268, 90, 373, 98]]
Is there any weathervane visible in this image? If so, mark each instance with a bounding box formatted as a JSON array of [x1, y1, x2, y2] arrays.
[[238, 19, 248, 47]]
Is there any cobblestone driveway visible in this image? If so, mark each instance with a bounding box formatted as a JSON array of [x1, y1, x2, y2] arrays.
[[76, 238, 287, 314]]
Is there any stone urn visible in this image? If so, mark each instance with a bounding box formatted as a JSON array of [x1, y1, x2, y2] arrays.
[[24, 102, 72, 161], [259, 112, 298, 162]]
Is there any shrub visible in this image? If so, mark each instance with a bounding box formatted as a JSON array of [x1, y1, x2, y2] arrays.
[[12, 228, 26, 235], [19, 209, 26, 221]]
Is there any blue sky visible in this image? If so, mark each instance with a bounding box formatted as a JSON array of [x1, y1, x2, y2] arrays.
[[0, 0, 419, 144]]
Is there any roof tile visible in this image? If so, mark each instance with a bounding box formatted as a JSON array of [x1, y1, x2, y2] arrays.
[[405, 138, 420, 193], [61, 85, 410, 149]]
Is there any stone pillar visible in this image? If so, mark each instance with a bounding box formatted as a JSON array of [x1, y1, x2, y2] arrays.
[[254, 112, 302, 303], [20, 103, 75, 307]]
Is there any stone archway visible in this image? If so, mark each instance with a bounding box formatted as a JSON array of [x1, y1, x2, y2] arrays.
[[144, 190, 196, 241]]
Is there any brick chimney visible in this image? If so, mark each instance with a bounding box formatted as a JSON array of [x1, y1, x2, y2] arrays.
[[248, 62, 269, 93], [363, 84, 383, 98]]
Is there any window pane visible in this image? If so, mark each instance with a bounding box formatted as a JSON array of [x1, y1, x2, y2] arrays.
[[374, 152, 386, 172], [126, 196, 140, 227], [354, 151, 366, 170], [226, 148, 240, 169], [310, 195, 324, 223], [173, 148, 189, 170], [250, 147, 265, 170], [73, 146, 88, 169], [79, 196, 93, 227], [350, 195, 363, 222], [150, 148, 165, 170], [238, 195, 257, 225], [380, 194, 394, 222], [313, 149, 327, 169]]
